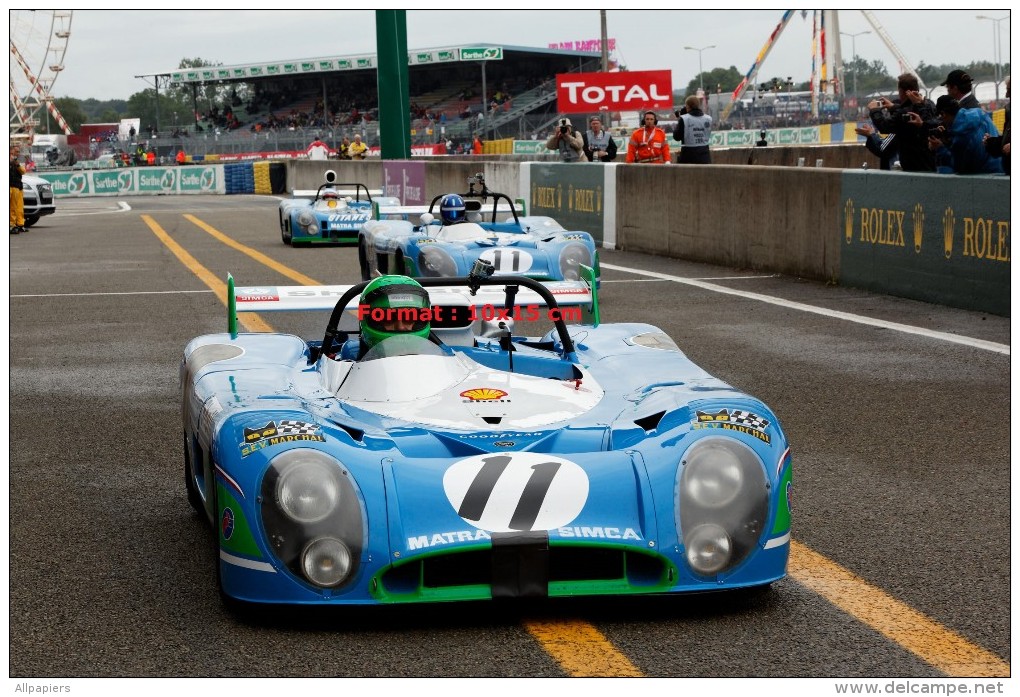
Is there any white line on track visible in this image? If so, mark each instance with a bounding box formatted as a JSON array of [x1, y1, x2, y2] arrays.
[[11, 290, 213, 298], [600, 261, 1010, 356]]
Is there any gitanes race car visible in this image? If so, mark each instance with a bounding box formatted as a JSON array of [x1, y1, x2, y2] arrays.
[[278, 169, 399, 246], [358, 174, 601, 285], [181, 265, 790, 607]]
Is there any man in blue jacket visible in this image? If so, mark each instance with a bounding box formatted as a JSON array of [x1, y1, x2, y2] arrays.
[[930, 96, 1004, 174]]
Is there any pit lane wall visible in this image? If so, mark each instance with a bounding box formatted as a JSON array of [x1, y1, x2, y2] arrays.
[[42, 157, 1008, 317], [35, 165, 227, 196]]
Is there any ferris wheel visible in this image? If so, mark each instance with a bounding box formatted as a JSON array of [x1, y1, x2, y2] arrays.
[[9, 9, 74, 138]]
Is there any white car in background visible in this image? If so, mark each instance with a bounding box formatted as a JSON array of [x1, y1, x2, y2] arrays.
[[22, 174, 56, 227]]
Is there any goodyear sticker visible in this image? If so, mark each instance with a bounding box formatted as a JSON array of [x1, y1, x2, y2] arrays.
[[240, 420, 325, 457], [692, 409, 771, 444]]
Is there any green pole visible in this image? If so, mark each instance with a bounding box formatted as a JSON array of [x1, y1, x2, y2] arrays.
[[375, 10, 411, 160], [227, 273, 237, 339]]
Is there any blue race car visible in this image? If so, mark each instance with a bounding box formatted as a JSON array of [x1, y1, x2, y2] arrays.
[[359, 174, 600, 285], [181, 267, 790, 607], [278, 170, 400, 246]]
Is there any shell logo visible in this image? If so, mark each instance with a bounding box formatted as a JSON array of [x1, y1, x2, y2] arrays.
[[460, 388, 508, 401]]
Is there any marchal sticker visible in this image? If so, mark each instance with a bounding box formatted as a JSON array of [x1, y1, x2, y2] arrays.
[[443, 452, 589, 533]]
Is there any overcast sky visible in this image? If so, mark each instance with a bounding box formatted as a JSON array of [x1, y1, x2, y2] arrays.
[[12, 9, 1012, 102]]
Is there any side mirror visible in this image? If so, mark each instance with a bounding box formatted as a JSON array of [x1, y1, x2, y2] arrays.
[[420, 212, 435, 226]]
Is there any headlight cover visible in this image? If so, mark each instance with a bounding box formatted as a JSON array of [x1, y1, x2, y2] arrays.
[[678, 436, 768, 577], [297, 210, 318, 235], [260, 448, 364, 590], [558, 242, 592, 281], [418, 246, 457, 277]]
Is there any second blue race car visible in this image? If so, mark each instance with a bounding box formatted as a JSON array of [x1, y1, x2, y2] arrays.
[[359, 174, 601, 285]]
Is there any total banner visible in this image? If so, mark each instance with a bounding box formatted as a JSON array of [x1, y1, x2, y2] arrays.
[[37, 165, 225, 197], [557, 70, 672, 113]]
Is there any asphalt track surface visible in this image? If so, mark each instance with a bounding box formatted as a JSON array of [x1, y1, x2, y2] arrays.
[[8, 195, 1012, 680]]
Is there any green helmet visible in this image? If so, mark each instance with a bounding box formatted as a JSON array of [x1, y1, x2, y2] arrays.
[[359, 275, 432, 349]]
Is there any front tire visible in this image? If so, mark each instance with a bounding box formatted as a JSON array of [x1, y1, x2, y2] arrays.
[[184, 434, 203, 514], [281, 213, 293, 245], [24, 215, 40, 227]]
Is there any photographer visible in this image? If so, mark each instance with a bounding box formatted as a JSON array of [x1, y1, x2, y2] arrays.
[[582, 116, 617, 162], [867, 73, 939, 172], [546, 117, 584, 162], [929, 95, 1003, 175], [673, 95, 712, 164]]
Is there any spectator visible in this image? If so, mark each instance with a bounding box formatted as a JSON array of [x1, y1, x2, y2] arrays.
[[854, 123, 898, 170], [673, 95, 713, 164], [984, 76, 1010, 175], [472, 135, 483, 156], [146, 150, 156, 166], [307, 138, 329, 161], [755, 129, 769, 147], [349, 134, 368, 160], [930, 95, 1003, 174], [10, 146, 26, 234], [338, 136, 351, 160], [626, 111, 670, 164], [867, 73, 938, 172], [582, 116, 617, 162], [23, 155, 36, 172], [175, 149, 187, 166], [546, 117, 584, 162], [942, 70, 980, 110]]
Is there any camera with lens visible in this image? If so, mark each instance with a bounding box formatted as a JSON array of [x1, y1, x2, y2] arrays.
[[559, 125, 569, 134]]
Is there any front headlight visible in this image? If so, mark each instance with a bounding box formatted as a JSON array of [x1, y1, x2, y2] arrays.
[[301, 537, 353, 587], [418, 246, 457, 276], [260, 448, 364, 590], [276, 456, 340, 523], [558, 242, 592, 280], [681, 441, 744, 508], [678, 436, 768, 577], [297, 210, 318, 235]]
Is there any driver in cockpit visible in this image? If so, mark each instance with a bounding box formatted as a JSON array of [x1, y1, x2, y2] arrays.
[[439, 193, 466, 225], [352, 275, 435, 360]]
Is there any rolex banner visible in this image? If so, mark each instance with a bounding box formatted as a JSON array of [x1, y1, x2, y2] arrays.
[[840, 171, 1009, 316]]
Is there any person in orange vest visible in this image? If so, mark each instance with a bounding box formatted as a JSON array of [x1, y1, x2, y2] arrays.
[[176, 149, 186, 165], [472, 134, 483, 155], [626, 111, 670, 164], [146, 150, 155, 166]]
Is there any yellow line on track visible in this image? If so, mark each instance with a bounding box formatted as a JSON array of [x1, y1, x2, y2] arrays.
[[524, 619, 643, 677], [789, 540, 1009, 677], [146, 213, 1009, 679], [141, 214, 274, 333], [183, 213, 323, 286]]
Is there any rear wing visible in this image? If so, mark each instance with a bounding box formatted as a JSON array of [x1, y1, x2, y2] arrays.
[[227, 266, 600, 339], [292, 188, 384, 198], [373, 201, 519, 221]]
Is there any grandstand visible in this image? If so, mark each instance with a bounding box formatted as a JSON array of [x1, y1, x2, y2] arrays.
[[158, 44, 602, 156]]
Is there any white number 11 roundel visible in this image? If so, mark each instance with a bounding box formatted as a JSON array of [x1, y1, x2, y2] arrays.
[[443, 452, 589, 533]]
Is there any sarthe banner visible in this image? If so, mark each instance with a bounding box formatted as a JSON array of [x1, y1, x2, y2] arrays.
[[556, 70, 672, 113]]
